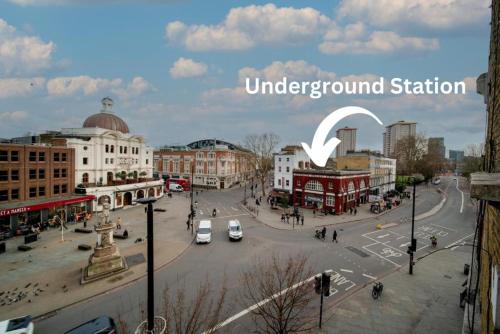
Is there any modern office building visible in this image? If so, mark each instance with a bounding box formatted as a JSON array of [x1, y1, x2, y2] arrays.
[[428, 137, 446, 160], [383, 121, 417, 157], [449, 150, 465, 162], [274, 145, 311, 193], [335, 127, 357, 158]]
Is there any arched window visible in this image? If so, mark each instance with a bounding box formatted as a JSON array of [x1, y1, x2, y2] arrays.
[[110, 145, 114, 153], [98, 195, 111, 205], [105, 144, 109, 153], [82, 173, 89, 183], [348, 181, 355, 192], [305, 180, 323, 191], [360, 179, 366, 189]]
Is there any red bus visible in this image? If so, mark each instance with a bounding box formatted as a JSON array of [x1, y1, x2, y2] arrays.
[[166, 178, 191, 192]]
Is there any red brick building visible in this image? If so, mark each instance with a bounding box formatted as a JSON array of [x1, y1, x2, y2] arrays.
[[292, 169, 370, 214]]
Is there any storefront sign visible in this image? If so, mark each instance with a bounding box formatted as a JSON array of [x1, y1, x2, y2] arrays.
[[0, 195, 95, 217]]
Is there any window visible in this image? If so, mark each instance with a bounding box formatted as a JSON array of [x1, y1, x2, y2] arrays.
[[61, 169, 67, 178], [297, 180, 301, 187], [10, 151, 19, 161], [105, 158, 109, 164], [326, 195, 335, 206], [105, 144, 109, 153], [53, 152, 60, 161], [38, 186, 45, 197], [286, 167, 290, 173], [124, 147, 127, 154], [278, 179, 281, 186], [83, 157, 88, 165], [146, 159, 149, 164], [0, 190, 8, 201], [53, 184, 60, 194], [120, 146, 123, 154], [29, 151, 37, 162], [11, 170, 19, 181], [305, 180, 323, 191], [61, 153, 67, 162], [54, 169, 60, 178], [110, 158, 114, 164], [83, 146, 88, 151], [29, 187, 37, 198], [0, 170, 7, 181], [29, 169, 37, 179], [38, 169, 45, 179], [348, 181, 355, 192], [328, 182, 333, 189], [61, 184, 67, 193], [286, 157, 290, 162], [110, 145, 114, 153], [0, 150, 7, 161], [38, 152, 45, 162], [82, 173, 89, 183], [286, 180, 290, 186], [278, 157, 281, 162], [278, 167, 282, 172], [11, 188, 19, 200]]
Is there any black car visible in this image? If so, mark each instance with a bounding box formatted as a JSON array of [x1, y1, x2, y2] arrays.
[[64, 316, 117, 334]]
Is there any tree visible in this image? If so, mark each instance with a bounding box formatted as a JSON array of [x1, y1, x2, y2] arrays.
[[462, 143, 484, 178], [392, 134, 427, 176], [244, 133, 280, 197], [240, 254, 315, 334]]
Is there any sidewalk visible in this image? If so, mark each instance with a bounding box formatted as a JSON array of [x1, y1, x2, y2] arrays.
[[248, 185, 443, 230], [320, 249, 469, 334], [0, 193, 192, 320]]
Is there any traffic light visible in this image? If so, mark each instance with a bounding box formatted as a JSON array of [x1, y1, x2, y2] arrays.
[[322, 271, 332, 297], [314, 274, 322, 294], [411, 238, 417, 252]]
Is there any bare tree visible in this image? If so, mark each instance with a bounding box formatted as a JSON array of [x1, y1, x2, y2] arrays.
[[240, 254, 315, 333], [244, 133, 280, 197], [159, 281, 227, 334], [392, 134, 427, 175], [462, 143, 485, 178]]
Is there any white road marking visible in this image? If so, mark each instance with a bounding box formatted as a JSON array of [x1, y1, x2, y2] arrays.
[[377, 234, 390, 239], [446, 233, 475, 249], [400, 242, 410, 248], [202, 275, 316, 333], [362, 273, 377, 280], [397, 236, 406, 240], [212, 213, 249, 220], [430, 224, 456, 232], [362, 245, 402, 267], [340, 269, 353, 273], [456, 178, 464, 213], [231, 207, 238, 211], [199, 210, 204, 215]]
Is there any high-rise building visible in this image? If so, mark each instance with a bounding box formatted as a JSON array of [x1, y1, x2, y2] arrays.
[[449, 150, 465, 162], [383, 121, 417, 157], [428, 137, 445, 160], [336, 127, 357, 158]]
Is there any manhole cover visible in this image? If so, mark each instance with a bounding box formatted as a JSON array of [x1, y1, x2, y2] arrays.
[[444, 274, 452, 279], [126, 253, 146, 267], [345, 246, 370, 258]]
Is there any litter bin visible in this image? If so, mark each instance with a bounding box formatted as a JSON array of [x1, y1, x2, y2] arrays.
[[464, 264, 470, 276]]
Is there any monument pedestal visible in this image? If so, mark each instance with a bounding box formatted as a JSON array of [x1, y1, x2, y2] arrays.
[[81, 213, 128, 284]]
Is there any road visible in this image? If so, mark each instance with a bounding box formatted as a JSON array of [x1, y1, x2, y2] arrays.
[[36, 177, 474, 333]]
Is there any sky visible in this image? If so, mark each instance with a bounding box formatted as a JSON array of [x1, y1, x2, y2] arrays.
[[0, 0, 491, 154]]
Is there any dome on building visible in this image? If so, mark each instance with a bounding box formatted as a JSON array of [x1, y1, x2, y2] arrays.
[[83, 97, 130, 133]]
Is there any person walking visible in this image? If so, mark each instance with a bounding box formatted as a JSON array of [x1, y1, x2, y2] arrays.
[[332, 229, 338, 243], [286, 214, 290, 224], [186, 218, 190, 230], [116, 217, 122, 229], [144, 206, 147, 214], [281, 213, 285, 223], [301, 215, 304, 226], [354, 207, 358, 215], [321, 226, 327, 240]]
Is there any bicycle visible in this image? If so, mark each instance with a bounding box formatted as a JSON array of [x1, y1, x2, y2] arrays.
[[372, 282, 384, 299]]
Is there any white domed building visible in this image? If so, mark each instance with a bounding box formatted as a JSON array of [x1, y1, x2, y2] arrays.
[[57, 98, 164, 211]]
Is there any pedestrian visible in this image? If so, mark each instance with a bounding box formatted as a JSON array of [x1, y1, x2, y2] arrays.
[[354, 208, 358, 215], [286, 214, 289, 224], [349, 207, 353, 214], [332, 230, 338, 243], [116, 217, 122, 229], [186, 219, 190, 230], [281, 213, 285, 223], [83, 214, 88, 228], [313, 209, 316, 217], [301, 215, 304, 225], [144, 206, 147, 214], [321, 226, 327, 240]]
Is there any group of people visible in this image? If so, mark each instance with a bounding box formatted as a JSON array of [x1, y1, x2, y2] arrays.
[[280, 213, 304, 225], [315, 226, 339, 242], [348, 207, 358, 215]]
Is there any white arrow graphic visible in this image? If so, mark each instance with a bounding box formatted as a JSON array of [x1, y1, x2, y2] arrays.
[[301, 106, 383, 167]]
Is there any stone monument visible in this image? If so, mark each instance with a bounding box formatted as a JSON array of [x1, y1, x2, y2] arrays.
[[82, 199, 128, 284]]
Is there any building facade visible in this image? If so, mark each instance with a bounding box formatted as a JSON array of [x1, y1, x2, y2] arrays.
[[274, 145, 311, 193], [336, 152, 396, 197], [292, 169, 370, 214], [428, 137, 445, 160], [0, 143, 94, 235], [56, 98, 163, 211], [383, 121, 417, 157], [335, 127, 357, 158], [449, 150, 465, 162], [154, 139, 254, 189]]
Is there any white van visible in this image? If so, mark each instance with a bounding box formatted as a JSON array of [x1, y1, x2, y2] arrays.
[[169, 183, 183, 192], [227, 219, 243, 241], [196, 220, 212, 244]]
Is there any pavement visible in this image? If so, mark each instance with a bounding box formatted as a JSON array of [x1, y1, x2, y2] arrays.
[[248, 184, 444, 230], [321, 247, 470, 334], [0, 193, 192, 320]]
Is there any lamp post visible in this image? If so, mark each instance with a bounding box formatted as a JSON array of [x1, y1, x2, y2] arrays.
[[408, 177, 417, 275], [136, 197, 157, 332], [190, 163, 195, 235]]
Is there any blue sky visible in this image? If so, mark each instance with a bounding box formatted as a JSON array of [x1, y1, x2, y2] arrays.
[[0, 0, 491, 154]]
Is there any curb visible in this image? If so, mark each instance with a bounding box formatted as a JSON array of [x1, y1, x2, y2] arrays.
[[414, 189, 447, 222], [34, 235, 195, 322]]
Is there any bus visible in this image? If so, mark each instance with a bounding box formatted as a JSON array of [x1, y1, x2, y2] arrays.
[[166, 178, 191, 192]]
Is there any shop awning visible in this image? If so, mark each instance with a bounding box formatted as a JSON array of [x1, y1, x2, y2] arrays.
[[0, 194, 95, 217]]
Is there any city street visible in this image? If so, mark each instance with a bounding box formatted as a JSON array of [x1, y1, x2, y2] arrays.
[[34, 176, 475, 333]]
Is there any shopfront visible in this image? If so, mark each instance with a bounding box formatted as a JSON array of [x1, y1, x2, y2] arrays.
[[0, 195, 95, 237]]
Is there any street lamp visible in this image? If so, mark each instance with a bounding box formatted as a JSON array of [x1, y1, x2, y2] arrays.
[[136, 197, 157, 333], [407, 177, 417, 275]]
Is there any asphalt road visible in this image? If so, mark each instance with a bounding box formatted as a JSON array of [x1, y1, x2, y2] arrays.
[[35, 177, 474, 333]]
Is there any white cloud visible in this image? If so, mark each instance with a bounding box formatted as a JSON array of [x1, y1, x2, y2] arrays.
[[0, 110, 28, 122], [0, 77, 45, 98], [165, 4, 333, 51], [337, 0, 490, 30], [0, 19, 55, 74], [169, 57, 208, 78], [47, 76, 122, 96], [112, 76, 154, 99], [319, 30, 439, 55]]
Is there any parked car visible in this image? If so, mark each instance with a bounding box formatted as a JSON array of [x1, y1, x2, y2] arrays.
[[64, 316, 117, 334], [196, 220, 212, 244], [227, 219, 243, 241], [0, 315, 34, 334], [169, 183, 184, 192]]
